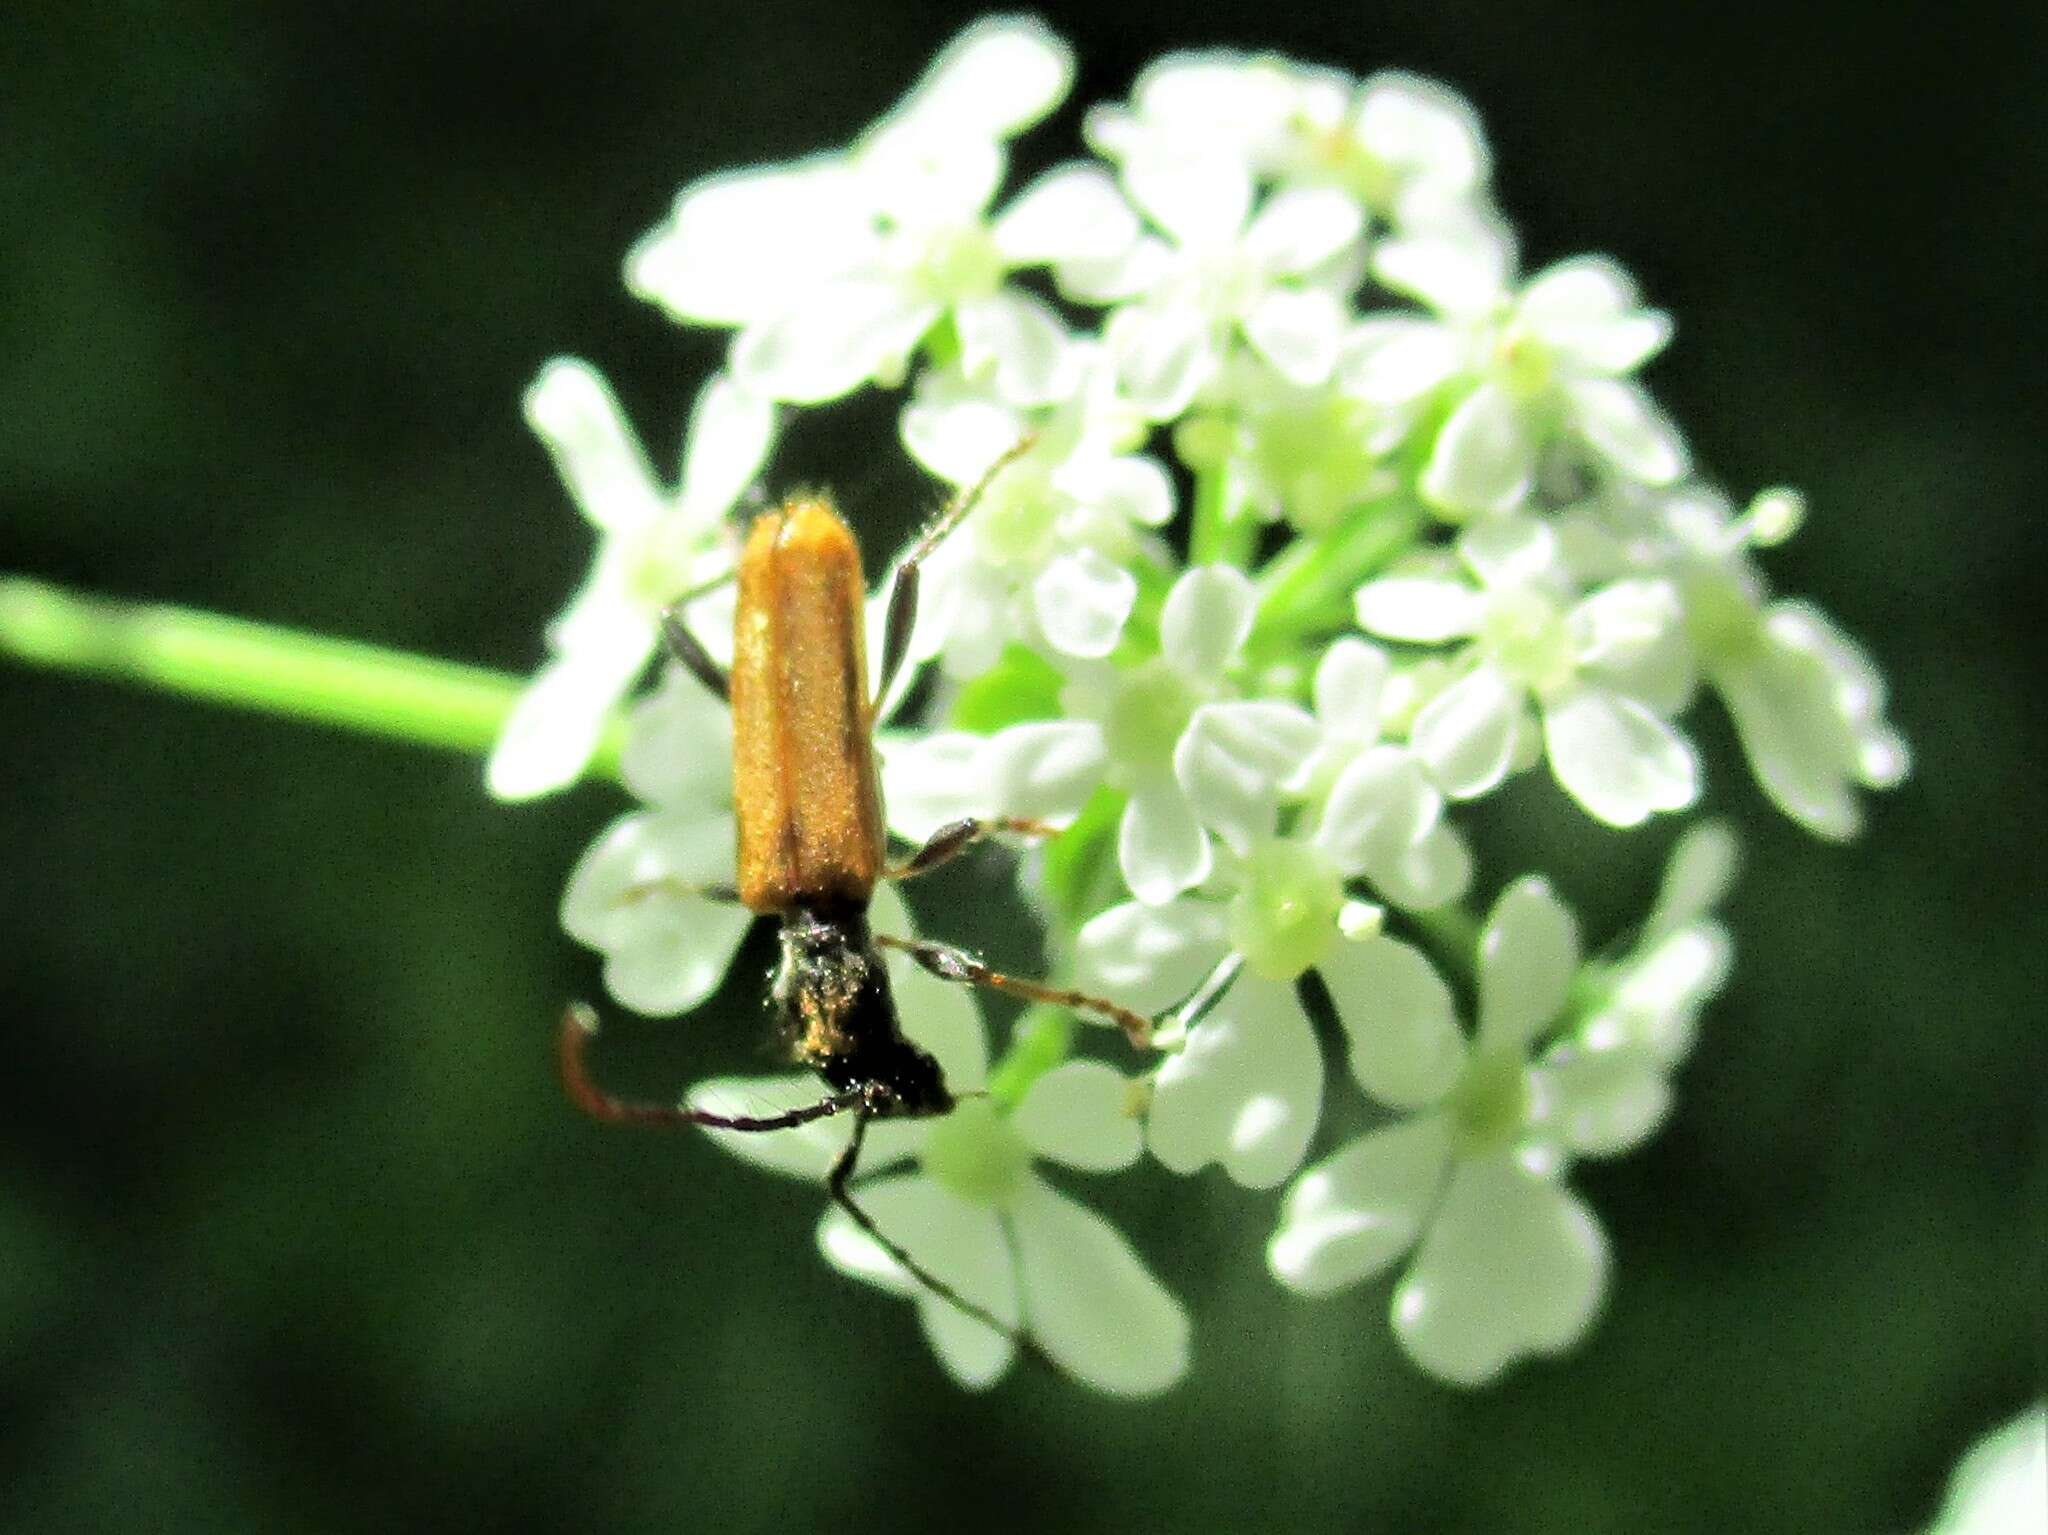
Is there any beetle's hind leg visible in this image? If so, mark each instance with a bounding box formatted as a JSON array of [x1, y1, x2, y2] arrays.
[[826, 1112, 1037, 1354], [874, 934, 1158, 1051], [558, 1004, 864, 1130]]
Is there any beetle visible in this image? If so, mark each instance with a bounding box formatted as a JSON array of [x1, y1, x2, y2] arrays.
[[557, 442, 1161, 1343]]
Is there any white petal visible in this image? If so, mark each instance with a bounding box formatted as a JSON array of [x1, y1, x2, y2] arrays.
[[888, 15, 1073, 141], [1123, 152, 1251, 250], [1565, 378, 1688, 485], [732, 279, 938, 404], [1518, 257, 1669, 373], [1011, 1177, 1189, 1395], [619, 667, 735, 810], [1356, 74, 1487, 197], [1160, 564, 1256, 676], [1268, 1115, 1452, 1295], [625, 163, 871, 327], [954, 290, 1080, 408], [1391, 1154, 1608, 1386], [1075, 898, 1230, 1014], [876, 730, 989, 842], [982, 720, 1108, 825], [1055, 452, 1175, 528], [816, 1174, 1018, 1389], [1477, 876, 1580, 1052], [1373, 234, 1511, 320], [993, 163, 1138, 266], [1376, 823, 1474, 911], [1012, 1061, 1142, 1172], [1055, 234, 1173, 306], [1410, 667, 1521, 798], [1421, 381, 1537, 515], [1567, 577, 1693, 712], [1536, 1047, 1671, 1156], [1107, 299, 1217, 420], [1147, 977, 1322, 1189], [1644, 821, 1740, 942], [899, 375, 1029, 484], [1715, 641, 1865, 840], [1457, 512, 1559, 590], [1314, 637, 1392, 739], [487, 640, 647, 802], [1541, 684, 1699, 828], [1119, 777, 1213, 905], [1241, 285, 1345, 387], [1321, 934, 1466, 1107], [1341, 317, 1465, 406], [870, 884, 988, 1091], [560, 810, 753, 1016], [1174, 701, 1321, 853], [1312, 746, 1441, 875], [676, 372, 776, 515], [1353, 575, 1483, 643], [1033, 549, 1136, 659], [523, 358, 666, 535], [1244, 185, 1364, 275]]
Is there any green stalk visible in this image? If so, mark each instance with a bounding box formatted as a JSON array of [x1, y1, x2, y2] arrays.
[[1187, 458, 1259, 570], [1250, 495, 1424, 655], [0, 574, 623, 778]]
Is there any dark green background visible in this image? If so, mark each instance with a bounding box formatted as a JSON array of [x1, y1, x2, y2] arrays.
[[3, 4, 2041, 1531]]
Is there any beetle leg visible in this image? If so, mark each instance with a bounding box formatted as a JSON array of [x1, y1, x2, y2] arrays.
[[884, 816, 1060, 882], [826, 1111, 1036, 1352], [875, 431, 1039, 704], [659, 606, 730, 703], [874, 935, 1156, 1051], [558, 1004, 863, 1130]]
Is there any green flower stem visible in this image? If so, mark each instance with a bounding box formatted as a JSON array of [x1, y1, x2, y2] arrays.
[[1187, 459, 1259, 570], [1406, 901, 1481, 987], [986, 1005, 1077, 1110], [1248, 495, 1425, 656], [0, 574, 623, 779]]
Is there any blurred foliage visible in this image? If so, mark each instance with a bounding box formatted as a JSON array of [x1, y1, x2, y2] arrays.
[[2, 3, 2041, 1531]]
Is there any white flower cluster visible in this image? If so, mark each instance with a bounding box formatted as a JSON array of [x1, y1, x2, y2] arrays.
[[495, 18, 1907, 1393]]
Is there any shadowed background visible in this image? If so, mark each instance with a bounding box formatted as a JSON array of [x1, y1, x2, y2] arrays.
[[3, 3, 2041, 1531]]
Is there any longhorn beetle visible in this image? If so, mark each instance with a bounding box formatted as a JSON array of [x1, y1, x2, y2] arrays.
[[558, 441, 1168, 1346]]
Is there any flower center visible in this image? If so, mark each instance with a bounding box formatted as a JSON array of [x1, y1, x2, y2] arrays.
[[920, 1098, 1032, 1206], [903, 221, 1005, 304], [1477, 586, 1576, 695], [622, 517, 718, 609], [1679, 568, 1763, 666], [1103, 660, 1200, 776], [1228, 839, 1345, 980], [1492, 317, 1554, 399], [974, 469, 1058, 565], [1448, 1047, 1533, 1156], [1248, 392, 1387, 536]]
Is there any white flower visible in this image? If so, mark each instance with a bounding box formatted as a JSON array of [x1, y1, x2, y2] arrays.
[[1088, 55, 1493, 238], [1348, 239, 1686, 515], [896, 352, 1171, 675], [691, 893, 1189, 1396], [1099, 176, 1364, 416], [979, 564, 1320, 904], [1356, 515, 1700, 828], [1268, 877, 1641, 1385], [626, 18, 1135, 407], [557, 671, 750, 1015], [1189, 350, 1408, 536], [488, 361, 772, 801], [1657, 491, 1909, 839]]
